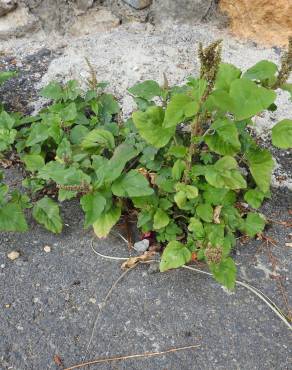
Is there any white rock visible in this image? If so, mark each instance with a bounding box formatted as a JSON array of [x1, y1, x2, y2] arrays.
[[43, 245, 51, 253], [0, 0, 16, 17], [7, 251, 20, 260], [122, 0, 152, 10], [133, 239, 149, 253], [68, 7, 120, 37], [0, 5, 40, 40]]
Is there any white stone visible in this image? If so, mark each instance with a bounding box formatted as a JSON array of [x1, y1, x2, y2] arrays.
[[7, 250, 20, 260], [68, 7, 120, 37], [0, 5, 39, 40], [43, 245, 51, 253], [0, 0, 16, 17], [122, 0, 152, 10], [133, 239, 149, 253]]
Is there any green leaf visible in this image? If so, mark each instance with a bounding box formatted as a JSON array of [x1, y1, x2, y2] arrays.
[[92, 205, 121, 238], [282, 83, 292, 100], [26, 123, 49, 147], [160, 241, 192, 272], [205, 156, 247, 190], [243, 61, 277, 82], [164, 94, 199, 128], [128, 80, 162, 100], [22, 154, 45, 172], [40, 81, 63, 100], [174, 191, 187, 209], [60, 102, 77, 122], [58, 189, 77, 202], [153, 208, 170, 230], [99, 93, 120, 117], [244, 188, 266, 209], [215, 63, 241, 91], [38, 161, 90, 186], [167, 145, 188, 158], [229, 79, 276, 120], [112, 170, 154, 197], [132, 106, 175, 148], [205, 118, 241, 156], [196, 203, 213, 223], [209, 257, 237, 290], [81, 128, 115, 150], [205, 224, 225, 246], [203, 186, 236, 206], [0, 203, 28, 232], [272, 119, 292, 149], [242, 212, 266, 237], [0, 111, 15, 129], [70, 125, 89, 144], [188, 218, 205, 239], [33, 197, 63, 233], [80, 192, 107, 228], [246, 148, 274, 193], [172, 159, 186, 181], [0, 128, 17, 151], [56, 137, 72, 161], [95, 143, 139, 185]]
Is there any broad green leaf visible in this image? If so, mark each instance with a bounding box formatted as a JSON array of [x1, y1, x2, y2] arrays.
[[167, 145, 188, 158], [0, 203, 28, 232], [203, 186, 236, 206], [205, 118, 241, 155], [221, 205, 243, 230], [282, 83, 292, 100], [188, 218, 205, 239], [99, 94, 120, 116], [244, 188, 266, 209], [60, 102, 77, 122], [22, 154, 45, 172], [205, 224, 225, 246], [174, 191, 187, 209], [81, 128, 115, 150], [153, 208, 170, 230], [209, 257, 237, 290], [128, 80, 162, 100], [26, 123, 49, 147], [196, 203, 213, 223], [171, 159, 185, 180], [175, 183, 199, 199], [0, 128, 17, 151], [160, 241, 192, 272], [92, 205, 121, 238], [33, 197, 63, 233], [242, 212, 266, 237], [70, 125, 89, 144], [243, 61, 277, 82], [63, 80, 82, 101], [246, 148, 274, 193], [56, 137, 72, 161], [80, 192, 107, 228], [0, 111, 15, 129], [94, 143, 139, 185], [38, 161, 90, 186], [205, 156, 246, 190], [132, 106, 175, 148], [215, 63, 241, 91], [164, 94, 199, 128], [112, 170, 154, 197], [229, 79, 276, 120], [40, 81, 63, 100], [272, 119, 292, 149], [58, 189, 77, 202], [206, 89, 236, 112]]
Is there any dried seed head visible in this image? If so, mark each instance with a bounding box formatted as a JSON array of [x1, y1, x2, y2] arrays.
[[205, 244, 223, 264], [273, 36, 292, 89]]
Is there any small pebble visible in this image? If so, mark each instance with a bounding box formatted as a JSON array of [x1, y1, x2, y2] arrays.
[[133, 239, 149, 253], [89, 298, 96, 304], [43, 245, 51, 253], [7, 251, 20, 260]]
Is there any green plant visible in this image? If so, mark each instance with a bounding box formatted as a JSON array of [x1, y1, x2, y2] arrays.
[[1, 41, 291, 289]]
